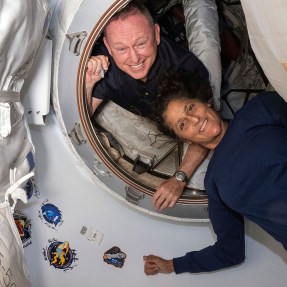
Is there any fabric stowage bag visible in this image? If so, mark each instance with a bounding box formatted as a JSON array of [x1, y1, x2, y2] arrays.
[[0, 170, 34, 287]]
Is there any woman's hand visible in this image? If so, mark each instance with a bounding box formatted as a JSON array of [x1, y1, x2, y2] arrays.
[[143, 255, 174, 275], [152, 177, 185, 210]]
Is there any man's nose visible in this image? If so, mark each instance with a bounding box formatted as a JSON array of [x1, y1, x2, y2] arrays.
[[129, 48, 139, 63]]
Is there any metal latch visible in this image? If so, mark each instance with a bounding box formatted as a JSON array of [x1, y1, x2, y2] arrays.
[[93, 157, 112, 177], [125, 186, 144, 205], [68, 122, 87, 145], [66, 31, 88, 56]]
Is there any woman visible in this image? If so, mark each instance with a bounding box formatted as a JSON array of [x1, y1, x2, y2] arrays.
[[144, 69, 287, 275]]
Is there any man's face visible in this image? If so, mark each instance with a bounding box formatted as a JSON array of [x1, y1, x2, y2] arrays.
[[103, 12, 160, 81]]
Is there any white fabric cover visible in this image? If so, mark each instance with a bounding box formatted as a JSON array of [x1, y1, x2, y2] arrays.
[[240, 0, 287, 102], [0, 0, 51, 284], [0, 201, 30, 287], [183, 0, 222, 110], [0, 0, 50, 200]]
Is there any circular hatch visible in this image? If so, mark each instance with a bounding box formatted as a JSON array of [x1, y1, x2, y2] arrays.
[[51, 0, 209, 221]]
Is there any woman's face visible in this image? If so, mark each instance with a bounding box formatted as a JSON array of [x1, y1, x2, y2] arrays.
[[163, 98, 226, 149]]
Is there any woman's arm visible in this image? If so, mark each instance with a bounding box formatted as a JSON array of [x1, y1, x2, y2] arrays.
[[173, 193, 245, 273]]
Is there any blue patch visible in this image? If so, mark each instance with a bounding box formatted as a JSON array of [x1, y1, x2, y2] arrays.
[[41, 203, 62, 226], [26, 151, 35, 172], [24, 178, 34, 200]]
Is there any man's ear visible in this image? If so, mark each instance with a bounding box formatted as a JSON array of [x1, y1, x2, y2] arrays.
[[154, 23, 160, 45], [103, 36, 112, 56]]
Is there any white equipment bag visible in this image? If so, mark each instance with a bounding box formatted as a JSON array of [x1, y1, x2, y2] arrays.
[[0, 170, 34, 287], [0, 0, 51, 284]]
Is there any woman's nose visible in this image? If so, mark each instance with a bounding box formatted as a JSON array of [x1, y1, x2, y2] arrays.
[[189, 115, 200, 125]]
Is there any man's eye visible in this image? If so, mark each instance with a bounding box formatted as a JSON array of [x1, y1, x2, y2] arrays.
[[137, 42, 145, 47], [188, 105, 193, 112], [117, 48, 126, 52]]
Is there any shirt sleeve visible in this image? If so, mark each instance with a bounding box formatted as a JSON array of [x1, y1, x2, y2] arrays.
[[92, 80, 107, 100], [173, 185, 245, 274]]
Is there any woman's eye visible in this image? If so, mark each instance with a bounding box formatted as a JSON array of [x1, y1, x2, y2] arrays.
[[179, 121, 185, 130], [188, 105, 193, 112]]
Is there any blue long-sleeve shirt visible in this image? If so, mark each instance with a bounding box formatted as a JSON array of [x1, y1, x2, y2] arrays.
[[173, 92, 287, 273]]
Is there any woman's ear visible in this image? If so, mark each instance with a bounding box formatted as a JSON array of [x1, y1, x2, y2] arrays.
[[207, 98, 213, 108]]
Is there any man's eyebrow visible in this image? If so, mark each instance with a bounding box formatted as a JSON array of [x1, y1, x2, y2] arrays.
[[135, 37, 148, 42], [113, 36, 148, 46], [113, 41, 126, 46]]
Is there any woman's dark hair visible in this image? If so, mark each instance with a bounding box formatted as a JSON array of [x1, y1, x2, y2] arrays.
[[151, 68, 213, 139]]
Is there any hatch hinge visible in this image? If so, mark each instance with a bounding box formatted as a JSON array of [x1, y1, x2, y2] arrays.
[[66, 31, 88, 56], [125, 186, 145, 205], [68, 122, 87, 145]]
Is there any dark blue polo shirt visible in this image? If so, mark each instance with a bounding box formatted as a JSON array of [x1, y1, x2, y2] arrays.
[[91, 36, 209, 117], [173, 92, 287, 273]]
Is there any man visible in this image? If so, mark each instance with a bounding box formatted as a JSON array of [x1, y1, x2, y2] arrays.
[[85, 1, 210, 210]]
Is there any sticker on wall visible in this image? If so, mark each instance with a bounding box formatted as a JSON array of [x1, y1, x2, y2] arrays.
[[13, 210, 32, 248], [38, 200, 63, 229], [103, 246, 126, 268], [24, 177, 40, 199], [80, 226, 104, 245], [43, 239, 78, 271]]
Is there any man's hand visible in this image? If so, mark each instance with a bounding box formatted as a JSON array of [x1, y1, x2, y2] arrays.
[[85, 55, 109, 116], [85, 55, 109, 89], [152, 177, 185, 210], [143, 255, 174, 275]]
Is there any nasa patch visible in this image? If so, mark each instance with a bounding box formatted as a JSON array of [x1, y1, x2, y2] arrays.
[[38, 200, 63, 229], [103, 246, 126, 268], [43, 239, 78, 271], [24, 177, 40, 199], [13, 210, 32, 248]]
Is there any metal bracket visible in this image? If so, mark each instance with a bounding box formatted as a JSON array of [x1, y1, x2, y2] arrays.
[[125, 186, 145, 205], [93, 157, 112, 177], [66, 31, 88, 56], [68, 122, 87, 145], [132, 153, 155, 174]]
